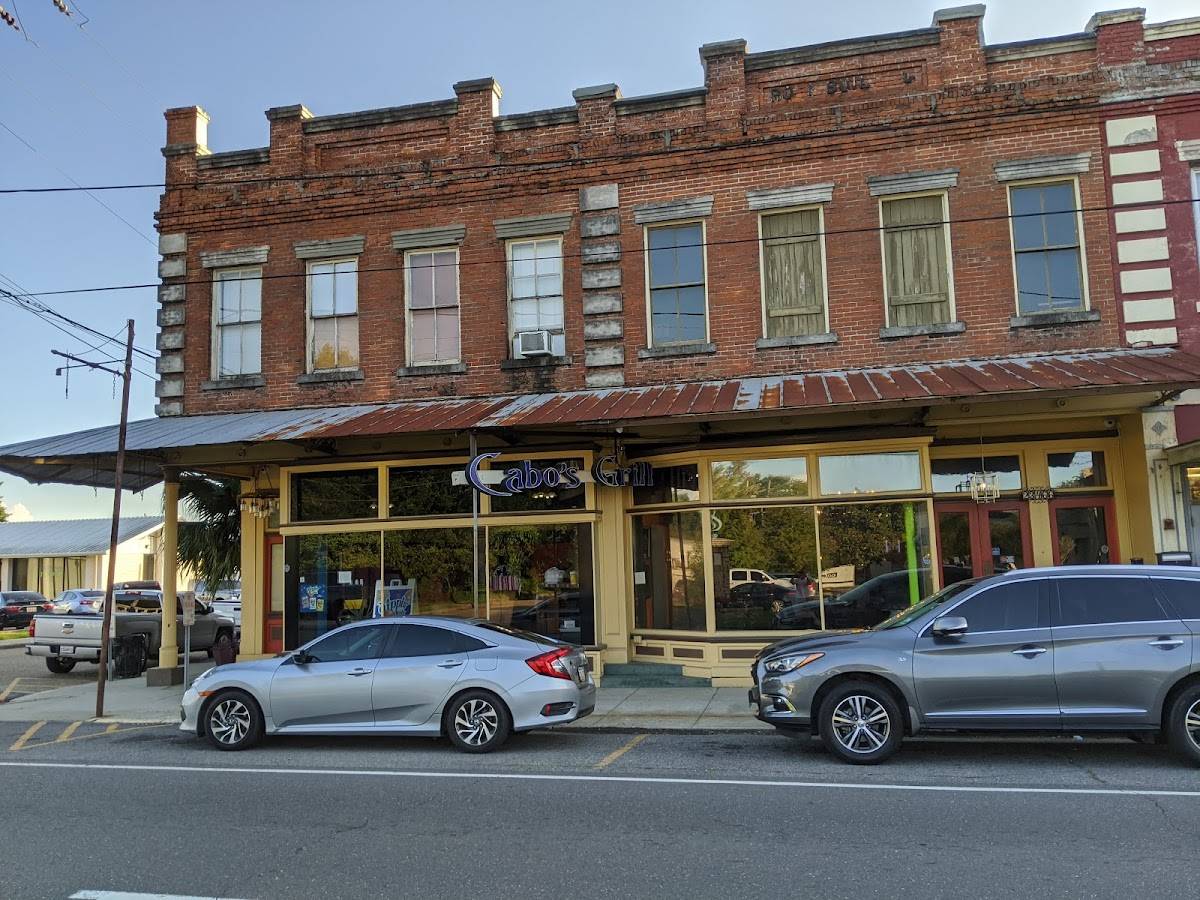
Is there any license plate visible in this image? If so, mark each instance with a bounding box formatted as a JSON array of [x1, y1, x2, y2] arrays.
[[24, 606, 37, 613], [60, 646, 75, 654]]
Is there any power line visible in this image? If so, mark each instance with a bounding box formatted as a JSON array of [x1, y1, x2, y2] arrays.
[[0, 280, 158, 362], [3, 195, 1197, 301]]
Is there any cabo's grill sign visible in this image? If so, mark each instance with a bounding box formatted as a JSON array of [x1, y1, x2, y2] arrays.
[[465, 453, 653, 497]]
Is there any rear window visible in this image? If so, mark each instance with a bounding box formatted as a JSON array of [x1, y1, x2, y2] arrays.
[[1054, 577, 1173, 626], [1154, 578, 1200, 620], [80, 591, 105, 598], [475, 622, 555, 646], [5, 592, 44, 603]]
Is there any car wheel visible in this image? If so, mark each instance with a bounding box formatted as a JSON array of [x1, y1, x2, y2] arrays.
[[818, 681, 903, 765], [45, 657, 76, 674], [202, 689, 263, 751], [445, 690, 511, 754], [1167, 684, 1200, 767]]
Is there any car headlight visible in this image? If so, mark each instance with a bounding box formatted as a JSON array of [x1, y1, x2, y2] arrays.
[[763, 652, 824, 674], [194, 666, 218, 683]]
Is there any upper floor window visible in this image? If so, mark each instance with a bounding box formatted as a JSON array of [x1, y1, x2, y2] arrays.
[[881, 194, 953, 327], [760, 209, 827, 338], [405, 249, 460, 365], [1009, 181, 1085, 315], [647, 223, 706, 346], [508, 238, 565, 358], [307, 259, 359, 371], [212, 267, 261, 377]]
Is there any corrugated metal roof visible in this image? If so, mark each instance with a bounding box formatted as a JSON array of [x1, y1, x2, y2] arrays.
[[0, 516, 162, 557], [2, 347, 1197, 490]]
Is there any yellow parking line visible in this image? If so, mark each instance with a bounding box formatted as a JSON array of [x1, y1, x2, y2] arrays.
[[594, 733, 648, 770], [0, 678, 22, 704], [55, 722, 82, 743], [9, 721, 46, 751]]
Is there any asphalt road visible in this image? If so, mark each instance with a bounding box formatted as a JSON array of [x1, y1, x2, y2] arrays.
[[2, 719, 1199, 900], [0, 642, 94, 701]]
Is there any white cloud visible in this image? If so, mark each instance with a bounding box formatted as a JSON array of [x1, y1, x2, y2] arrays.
[[7, 503, 33, 522]]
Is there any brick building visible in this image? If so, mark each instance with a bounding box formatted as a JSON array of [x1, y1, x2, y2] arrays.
[[3, 5, 1200, 684]]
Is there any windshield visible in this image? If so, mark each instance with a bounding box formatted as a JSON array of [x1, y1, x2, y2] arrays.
[[872, 579, 981, 630]]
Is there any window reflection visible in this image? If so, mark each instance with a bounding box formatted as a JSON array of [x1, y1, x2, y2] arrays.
[[288, 532, 381, 647], [711, 458, 809, 500], [292, 470, 379, 522], [931, 456, 1021, 494], [632, 464, 699, 505], [818, 452, 922, 495], [388, 466, 472, 517], [487, 524, 594, 645], [712, 506, 817, 630], [1048, 451, 1107, 488], [632, 512, 706, 630], [382, 528, 476, 618]]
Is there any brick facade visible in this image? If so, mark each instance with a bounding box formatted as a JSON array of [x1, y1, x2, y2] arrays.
[[155, 7, 1199, 419]]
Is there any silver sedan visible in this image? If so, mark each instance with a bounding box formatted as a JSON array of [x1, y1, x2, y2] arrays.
[[181, 616, 595, 753]]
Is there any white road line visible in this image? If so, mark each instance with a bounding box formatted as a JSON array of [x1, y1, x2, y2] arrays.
[[72, 892, 249, 900], [3, 759, 1199, 799]]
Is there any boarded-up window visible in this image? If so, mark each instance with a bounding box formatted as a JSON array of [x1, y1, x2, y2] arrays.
[[761, 210, 826, 337], [881, 195, 952, 327]]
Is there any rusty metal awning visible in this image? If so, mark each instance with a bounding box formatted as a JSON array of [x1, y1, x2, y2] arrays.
[[2, 347, 1197, 491]]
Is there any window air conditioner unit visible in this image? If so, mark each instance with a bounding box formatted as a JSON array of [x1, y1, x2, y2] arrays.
[[516, 330, 554, 357]]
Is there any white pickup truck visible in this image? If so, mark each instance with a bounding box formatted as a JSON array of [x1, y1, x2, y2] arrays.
[[27, 590, 236, 674]]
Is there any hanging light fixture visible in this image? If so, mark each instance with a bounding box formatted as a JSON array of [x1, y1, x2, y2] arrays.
[[239, 490, 280, 518], [969, 428, 999, 503]]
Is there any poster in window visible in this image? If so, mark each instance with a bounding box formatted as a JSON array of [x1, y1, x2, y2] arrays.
[[374, 579, 416, 618], [299, 583, 327, 613]]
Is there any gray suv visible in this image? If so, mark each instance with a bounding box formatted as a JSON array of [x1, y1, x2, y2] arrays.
[[750, 566, 1200, 765]]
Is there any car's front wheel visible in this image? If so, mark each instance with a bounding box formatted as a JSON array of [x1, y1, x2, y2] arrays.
[[445, 690, 511, 754], [45, 657, 76, 674], [818, 681, 903, 765], [202, 689, 263, 751], [1167, 684, 1200, 767]]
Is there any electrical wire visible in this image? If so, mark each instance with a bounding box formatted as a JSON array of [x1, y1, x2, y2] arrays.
[[0, 279, 158, 361], [2, 194, 1196, 301]]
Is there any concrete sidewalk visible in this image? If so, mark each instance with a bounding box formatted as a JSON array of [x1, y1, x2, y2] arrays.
[[0, 672, 768, 731]]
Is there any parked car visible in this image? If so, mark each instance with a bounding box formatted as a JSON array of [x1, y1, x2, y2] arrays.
[[52, 589, 106, 615], [207, 597, 242, 630], [0, 591, 53, 629], [181, 616, 594, 752], [113, 580, 161, 591], [718, 582, 800, 630], [750, 565, 1200, 766], [729, 568, 792, 589], [775, 567, 970, 630], [28, 590, 235, 674]]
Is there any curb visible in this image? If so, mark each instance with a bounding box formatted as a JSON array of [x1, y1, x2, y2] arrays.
[[0, 640, 29, 651], [562, 725, 774, 735]]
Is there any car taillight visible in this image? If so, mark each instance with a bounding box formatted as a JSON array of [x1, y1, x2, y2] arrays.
[[28, 617, 35, 637], [526, 646, 572, 680], [2, 605, 17, 613]]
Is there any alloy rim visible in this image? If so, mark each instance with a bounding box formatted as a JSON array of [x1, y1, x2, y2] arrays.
[[209, 698, 251, 745], [1186, 699, 1200, 751], [454, 698, 499, 746], [831, 694, 891, 754]]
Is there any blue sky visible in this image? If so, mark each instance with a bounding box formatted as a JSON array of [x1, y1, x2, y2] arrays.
[[0, 0, 1194, 521]]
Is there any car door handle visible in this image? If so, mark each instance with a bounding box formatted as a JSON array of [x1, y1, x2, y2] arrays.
[[1012, 646, 1047, 657], [437, 659, 464, 668], [346, 668, 372, 677], [1149, 639, 1184, 649]]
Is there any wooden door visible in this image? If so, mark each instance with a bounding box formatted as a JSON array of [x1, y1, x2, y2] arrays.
[[263, 534, 284, 654]]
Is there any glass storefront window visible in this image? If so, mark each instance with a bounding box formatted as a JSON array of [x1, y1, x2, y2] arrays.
[[1048, 451, 1107, 489], [382, 528, 477, 619], [1055, 505, 1111, 564], [489, 458, 587, 513], [931, 456, 1021, 494], [816, 502, 932, 629], [632, 511, 706, 630], [291, 469, 379, 522], [289, 532, 381, 647], [487, 524, 594, 645], [817, 452, 922, 496], [711, 506, 818, 630], [633, 464, 700, 505], [711, 458, 809, 500], [936, 509, 974, 586], [388, 465, 472, 517]]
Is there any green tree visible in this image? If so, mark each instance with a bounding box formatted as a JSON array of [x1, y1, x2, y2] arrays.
[[0, 482, 8, 522], [177, 475, 241, 596]]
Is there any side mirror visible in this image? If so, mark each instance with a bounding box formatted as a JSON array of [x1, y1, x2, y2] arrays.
[[292, 651, 313, 665], [931, 616, 969, 638]]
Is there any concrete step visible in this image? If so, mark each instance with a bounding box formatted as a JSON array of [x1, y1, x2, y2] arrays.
[[599, 675, 712, 689], [602, 662, 686, 677]]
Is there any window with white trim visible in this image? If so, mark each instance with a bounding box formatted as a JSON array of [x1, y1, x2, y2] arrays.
[[405, 249, 460, 365], [760, 209, 827, 337], [307, 259, 359, 371], [880, 194, 953, 327], [1009, 180, 1085, 315], [507, 238, 565, 357], [212, 267, 261, 377], [647, 222, 707, 346]]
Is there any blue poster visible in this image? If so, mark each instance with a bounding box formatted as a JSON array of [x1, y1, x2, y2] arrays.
[[299, 583, 327, 613]]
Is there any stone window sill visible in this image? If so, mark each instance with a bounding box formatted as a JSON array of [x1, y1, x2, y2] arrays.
[[200, 375, 265, 391], [637, 342, 717, 360], [879, 321, 966, 340], [756, 332, 838, 350], [1009, 309, 1100, 329], [395, 362, 468, 377], [499, 355, 572, 371], [297, 368, 364, 385]]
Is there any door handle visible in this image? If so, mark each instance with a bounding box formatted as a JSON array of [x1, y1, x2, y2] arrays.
[[1012, 646, 1047, 657], [437, 659, 464, 668], [1149, 638, 1184, 649], [346, 668, 372, 676]]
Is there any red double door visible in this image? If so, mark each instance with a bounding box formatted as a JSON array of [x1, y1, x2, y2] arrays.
[[936, 496, 1119, 586]]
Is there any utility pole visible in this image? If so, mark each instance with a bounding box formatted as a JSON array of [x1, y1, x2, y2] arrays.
[[53, 320, 136, 718]]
